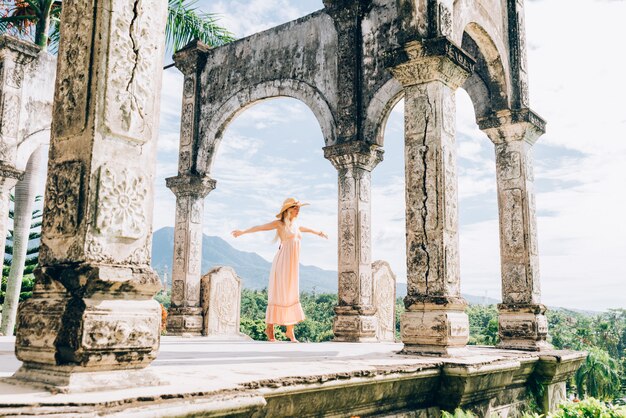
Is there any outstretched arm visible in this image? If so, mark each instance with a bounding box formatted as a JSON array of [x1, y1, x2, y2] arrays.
[[232, 220, 279, 238], [299, 226, 328, 239]]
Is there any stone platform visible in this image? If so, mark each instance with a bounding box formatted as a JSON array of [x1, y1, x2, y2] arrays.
[[0, 336, 584, 417]]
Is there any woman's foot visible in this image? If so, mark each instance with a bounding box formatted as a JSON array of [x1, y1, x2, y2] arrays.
[[286, 326, 299, 343], [265, 325, 276, 342]]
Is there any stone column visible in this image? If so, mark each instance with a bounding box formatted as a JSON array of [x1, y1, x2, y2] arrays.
[[166, 175, 215, 336], [0, 167, 22, 280], [389, 38, 474, 355], [1, 146, 45, 335], [480, 109, 552, 351], [0, 37, 38, 277], [324, 141, 383, 342], [13, 0, 168, 391]]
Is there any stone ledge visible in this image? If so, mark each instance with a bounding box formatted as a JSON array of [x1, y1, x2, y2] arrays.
[[0, 339, 585, 417]]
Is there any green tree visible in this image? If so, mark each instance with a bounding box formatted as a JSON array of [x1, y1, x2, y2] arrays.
[[575, 347, 622, 401], [239, 290, 337, 343], [0, 0, 234, 52], [467, 304, 499, 346]]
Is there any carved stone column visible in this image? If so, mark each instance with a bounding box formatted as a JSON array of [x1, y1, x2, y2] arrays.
[[172, 41, 208, 177], [0, 37, 38, 275], [324, 142, 383, 342], [389, 38, 474, 355], [12, 0, 168, 391], [480, 109, 552, 351], [166, 175, 215, 336]]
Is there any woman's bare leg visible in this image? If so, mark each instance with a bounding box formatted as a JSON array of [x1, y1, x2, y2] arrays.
[[286, 325, 298, 342], [265, 324, 276, 342]]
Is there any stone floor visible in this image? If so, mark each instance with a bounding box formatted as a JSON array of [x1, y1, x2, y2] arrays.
[[0, 336, 579, 417]]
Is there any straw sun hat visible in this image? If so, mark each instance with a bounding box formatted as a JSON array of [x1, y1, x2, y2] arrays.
[[275, 197, 310, 219]]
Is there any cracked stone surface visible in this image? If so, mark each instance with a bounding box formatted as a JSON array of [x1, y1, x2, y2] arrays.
[[167, 0, 549, 353], [391, 40, 473, 354], [9, 0, 555, 400], [324, 142, 383, 341], [481, 110, 549, 351], [0, 336, 585, 417], [11, 0, 168, 390]]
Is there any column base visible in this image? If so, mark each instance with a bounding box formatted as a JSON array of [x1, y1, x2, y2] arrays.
[[8, 364, 165, 394], [16, 297, 161, 369], [400, 298, 469, 355], [333, 313, 378, 342], [400, 345, 469, 357], [497, 304, 552, 351], [166, 307, 203, 336]]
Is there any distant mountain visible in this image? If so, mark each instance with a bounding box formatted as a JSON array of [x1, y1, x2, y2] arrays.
[[151, 227, 337, 293], [150, 227, 597, 314]]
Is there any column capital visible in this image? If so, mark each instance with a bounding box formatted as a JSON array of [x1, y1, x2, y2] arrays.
[[323, 142, 383, 171], [388, 37, 475, 89], [479, 108, 546, 145], [173, 40, 210, 76], [0, 34, 41, 61], [166, 174, 216, 198]]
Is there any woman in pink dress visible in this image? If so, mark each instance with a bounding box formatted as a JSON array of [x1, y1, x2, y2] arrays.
[[231, 198, 328, 342]]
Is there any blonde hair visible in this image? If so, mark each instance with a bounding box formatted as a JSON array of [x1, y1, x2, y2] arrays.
[[272, 209, 294, 244]]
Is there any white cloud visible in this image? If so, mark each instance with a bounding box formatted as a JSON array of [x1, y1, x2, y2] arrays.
[[149, 0, 626, 311], [207, 0, 321, 38]]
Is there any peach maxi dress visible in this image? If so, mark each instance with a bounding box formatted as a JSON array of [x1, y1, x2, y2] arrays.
[[265, 223, 306, 325]]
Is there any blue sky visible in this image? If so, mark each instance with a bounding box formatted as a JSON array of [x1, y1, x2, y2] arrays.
[[154, 0, 626, 311]]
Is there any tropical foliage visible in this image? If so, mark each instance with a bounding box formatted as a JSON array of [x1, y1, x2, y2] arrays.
[[445, 398, 626, 418], [0, 0, 234, 52], [166, 0, 234, 52], [153, 287, 626, 405], [0, 194, 41, 307], [0, 0, 61, 48], [522, 398, 626, 418], [240, 289, 336, 342], [576, 348, 623, 401], [467, 305, 626, 402]]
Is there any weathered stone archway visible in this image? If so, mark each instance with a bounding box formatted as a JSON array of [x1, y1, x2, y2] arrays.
[[0, 0, 586, 411], [167, 0, 550, 352]]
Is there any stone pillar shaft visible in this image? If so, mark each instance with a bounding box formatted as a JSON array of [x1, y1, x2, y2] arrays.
[[166, 175, 215, 336], [324, 142, 383, 342], [481, 110, 551, 351], [403, 80, 460, 299], [13, 0, 168, 390], [389, 38, 474, 355], [1, 146, 45, 335], [0, 38, 35, 273]]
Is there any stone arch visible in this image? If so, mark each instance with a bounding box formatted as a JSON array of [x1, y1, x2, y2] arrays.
[[460, 22, 510, 119], [15, 128, 50, 171], [364, 78, 404, 147], [196, 79, 337, 175]]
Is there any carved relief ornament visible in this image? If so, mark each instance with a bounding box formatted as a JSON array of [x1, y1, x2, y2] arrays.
[[44, 161, 83, 237], [53, 0, 94, 138], [96, 165, 148, 240]]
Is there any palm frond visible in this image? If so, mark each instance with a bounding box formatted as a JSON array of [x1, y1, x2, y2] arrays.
[[166, 0, 234, 53]]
